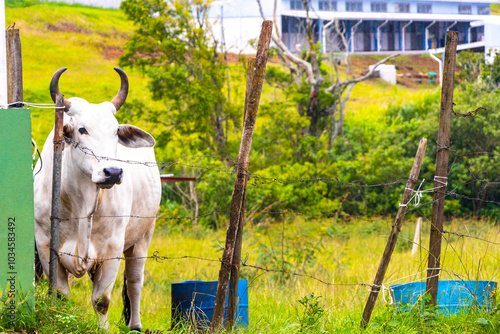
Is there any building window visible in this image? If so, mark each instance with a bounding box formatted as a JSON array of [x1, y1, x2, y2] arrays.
[[371, 2, 387, 12], [319, 1, 336, 11], [394, 3, 410, 13], [346, 1, 363, 11], [290, 0, 304, 10], [459, 5, 472, 15], [478, 5, 490, 15], [417, 4, 431, 14]]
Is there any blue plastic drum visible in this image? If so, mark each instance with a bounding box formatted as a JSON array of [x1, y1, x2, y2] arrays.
[[171, 279, 249, 329], [390, 280, 497, 314]]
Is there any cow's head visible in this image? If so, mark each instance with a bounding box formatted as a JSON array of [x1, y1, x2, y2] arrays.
[[50, 67, 155, 189]]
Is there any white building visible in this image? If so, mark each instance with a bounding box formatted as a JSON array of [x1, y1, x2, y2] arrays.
[[208, 0, 500, 56], [45, 0, 500, 56]]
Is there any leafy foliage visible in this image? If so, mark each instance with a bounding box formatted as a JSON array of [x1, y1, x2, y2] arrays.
[[5, 0, 41, 7], [296, 293, 325, 333], [119, 0, 237, 155]]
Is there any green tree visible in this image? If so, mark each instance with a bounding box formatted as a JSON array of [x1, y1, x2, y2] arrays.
[[119, 0, 236, 155]]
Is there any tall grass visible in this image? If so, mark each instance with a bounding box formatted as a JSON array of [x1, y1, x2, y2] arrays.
[[0, 282, 106, 333], [63, 217, 499, 333]]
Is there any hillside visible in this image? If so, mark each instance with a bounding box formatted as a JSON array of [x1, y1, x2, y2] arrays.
[[6, 2, 439, 152], [6, 2, 142, 143]]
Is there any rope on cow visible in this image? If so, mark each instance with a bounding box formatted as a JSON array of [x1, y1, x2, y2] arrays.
[[32, 138, 43, 179], [3, 101, 67, 109]]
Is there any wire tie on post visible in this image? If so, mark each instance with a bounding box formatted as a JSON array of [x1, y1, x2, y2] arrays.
[[399, 179, 425, 208], [368, 284, 381, 293], [434, 176, 448, 188], [381, 284, 394, 305], [436, 140, 451, 151]]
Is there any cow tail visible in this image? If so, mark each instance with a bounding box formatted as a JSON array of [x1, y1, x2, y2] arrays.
[[35, 242, 44, 281], [122, 274, 131, 326]]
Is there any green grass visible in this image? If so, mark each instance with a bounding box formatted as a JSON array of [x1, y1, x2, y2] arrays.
[[1, 281, 106, 333], [6, 217, 497, 333], [60, 217, 499, 333]]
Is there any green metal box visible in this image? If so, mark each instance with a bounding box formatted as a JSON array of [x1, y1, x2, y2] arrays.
[[0, 108, 35, 324]]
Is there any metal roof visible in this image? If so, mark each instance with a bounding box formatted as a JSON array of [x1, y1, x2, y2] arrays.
[[283, 10, 500, 23]]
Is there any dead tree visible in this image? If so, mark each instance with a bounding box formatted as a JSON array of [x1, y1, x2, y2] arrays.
[[256, 0, 397, 146]]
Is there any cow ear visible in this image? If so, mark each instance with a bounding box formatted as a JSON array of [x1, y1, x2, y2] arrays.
[[63, 123, 73, 139], [117, 125, 155, 148]]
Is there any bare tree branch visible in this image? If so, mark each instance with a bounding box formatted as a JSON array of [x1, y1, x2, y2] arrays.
[[326, 54, 399, 93], [256, 0, 315, 85]]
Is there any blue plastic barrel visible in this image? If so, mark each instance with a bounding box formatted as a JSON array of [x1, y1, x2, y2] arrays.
[[171, 279, 248, 329], [390, 280, 497, 315]]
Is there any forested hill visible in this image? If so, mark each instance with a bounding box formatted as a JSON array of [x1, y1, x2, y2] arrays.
[[7, 1, 500, 223]]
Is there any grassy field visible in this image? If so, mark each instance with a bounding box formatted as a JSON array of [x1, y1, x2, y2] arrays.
[[65, 217, 499, 333], [3, 2, 499, 333]]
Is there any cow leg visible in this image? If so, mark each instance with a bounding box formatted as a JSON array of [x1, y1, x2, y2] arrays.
[[90, 258, 121, 328], [35, 237, 70, 296], [123, 243, 149, 332]]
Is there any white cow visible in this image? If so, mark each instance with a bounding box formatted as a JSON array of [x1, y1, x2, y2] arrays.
[[34, 68, 161, 331]]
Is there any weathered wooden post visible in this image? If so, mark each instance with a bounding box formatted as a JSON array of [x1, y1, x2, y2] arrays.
[[210, 21, 272, 333], [6, 28, 22, 105], [426, 30, 458, 305], [226, 56, 255, 330], [361, 137, 427, 328], [0, 2, 8, 106], [49, 82, 65, 298], [411, 217, 423, 256]]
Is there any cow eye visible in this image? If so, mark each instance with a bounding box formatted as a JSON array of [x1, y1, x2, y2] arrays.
[[79, 127, 89, 135]]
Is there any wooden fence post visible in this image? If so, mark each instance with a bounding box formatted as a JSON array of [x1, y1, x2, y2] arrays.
[[426, 30, 458, 305], [411, 217, 423, 256], [361, 137, 427, 328], [226, 56, 255, 330], [210, 21, 273, 333], [6, 28, 22, 106], [0, 4, 8, 106], [49, 94, 65, 298]]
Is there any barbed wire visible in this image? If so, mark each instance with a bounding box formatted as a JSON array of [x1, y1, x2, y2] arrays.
[[65, 137, 238, 173], [54, 138, 500, 195], [246, 175, 407, 187], [53, 209, 500, 248], [54, 208, 396, 224], [35, 135, 500, 261], [442, 230, 500, 246], [446, 191, 500, 206], [57, 209, 231, 222], [56, 250, 373, 288], [53, 249, 496, 291], [61, 137, 411, 188], [455, 151, 500, 157]]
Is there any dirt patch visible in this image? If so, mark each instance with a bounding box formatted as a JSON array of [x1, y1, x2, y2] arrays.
[[47, 21, 91, 35], [101, 45, 124, 60]]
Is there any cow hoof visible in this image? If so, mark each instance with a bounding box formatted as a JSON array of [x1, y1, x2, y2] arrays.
[[130, 327, 142, 333]]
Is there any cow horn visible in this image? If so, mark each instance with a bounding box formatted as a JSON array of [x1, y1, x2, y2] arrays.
[[50, 67, 72, 111], [110, 67, 129, 112]]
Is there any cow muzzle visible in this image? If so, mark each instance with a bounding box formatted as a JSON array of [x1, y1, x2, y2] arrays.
[[93, 167, 123, 189]]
